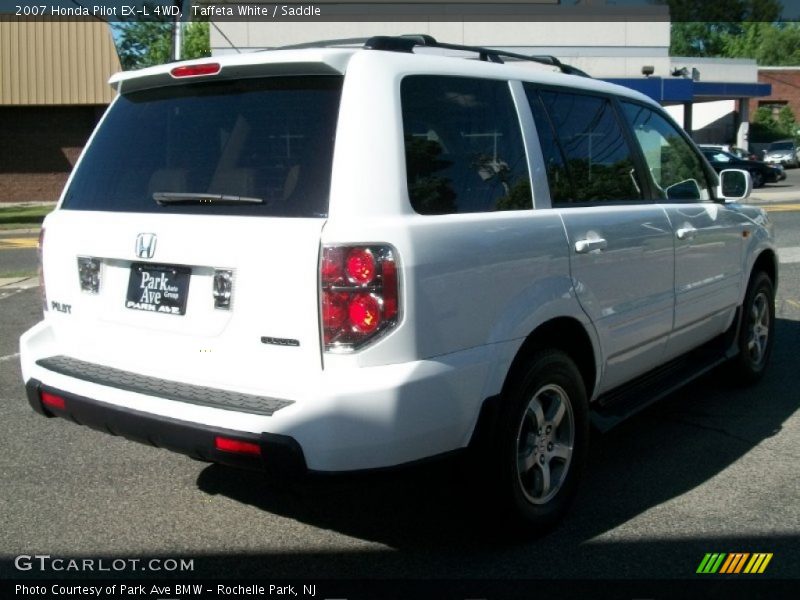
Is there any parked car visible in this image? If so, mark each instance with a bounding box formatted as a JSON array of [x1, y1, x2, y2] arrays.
[[20, 35, 777, 534], [763, 139, 800, 168], [700, 148, 783, 188], [698, 144, 757, 161]]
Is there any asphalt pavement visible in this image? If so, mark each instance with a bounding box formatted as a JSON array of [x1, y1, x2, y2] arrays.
[[1, 183, 799, 598]]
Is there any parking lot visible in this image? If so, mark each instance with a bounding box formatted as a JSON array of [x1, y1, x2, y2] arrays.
[[1, 191, 800, 597]]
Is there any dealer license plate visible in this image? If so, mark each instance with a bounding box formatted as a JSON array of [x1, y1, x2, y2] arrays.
[[126, 263, 190, 316]]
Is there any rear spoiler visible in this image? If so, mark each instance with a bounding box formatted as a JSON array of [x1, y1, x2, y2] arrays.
[[109, 51, 352, 94]]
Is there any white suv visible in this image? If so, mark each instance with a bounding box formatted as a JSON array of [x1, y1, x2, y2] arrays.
[[20, 36, 777, 532]]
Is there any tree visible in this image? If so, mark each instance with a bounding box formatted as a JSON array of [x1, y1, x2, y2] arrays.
[[115, 21, 210, 70], [722, 22, 800, 64], [666, 0, 783, 57], [750, 105, 799, 142]]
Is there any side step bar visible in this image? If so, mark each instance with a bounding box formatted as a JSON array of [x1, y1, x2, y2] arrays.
[[591, 312, 741, 432]]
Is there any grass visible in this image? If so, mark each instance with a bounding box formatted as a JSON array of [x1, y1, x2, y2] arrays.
[[0, 204, 54, 230], [0, 269, 37, 280]]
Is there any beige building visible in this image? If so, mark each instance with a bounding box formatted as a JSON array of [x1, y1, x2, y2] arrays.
[[0, 19, 121, 202]]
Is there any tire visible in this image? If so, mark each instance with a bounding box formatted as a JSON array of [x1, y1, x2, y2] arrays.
[[490, 349, 589, 534], [729, 271, 775, 385], [750, 170, 764, 188]]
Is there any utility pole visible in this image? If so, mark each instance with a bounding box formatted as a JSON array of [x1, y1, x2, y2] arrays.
[[172, 1, 184, 61]]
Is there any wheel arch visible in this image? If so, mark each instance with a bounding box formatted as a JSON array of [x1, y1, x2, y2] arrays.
[[750, 248, 778, 292], [502, 318, 597, 400], [469, 316, 598, 451]]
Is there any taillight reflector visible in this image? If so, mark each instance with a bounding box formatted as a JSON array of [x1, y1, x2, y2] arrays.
[[41, 391, 66, 410], [170, 63, 221, 78], [214, 436, 261, 456]]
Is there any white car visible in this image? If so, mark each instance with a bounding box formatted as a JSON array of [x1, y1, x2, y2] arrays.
[[763, 139, 799, 168], [20, 36, 777, 533]]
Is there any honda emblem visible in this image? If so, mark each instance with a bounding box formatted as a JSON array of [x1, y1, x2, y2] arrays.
[[135, 233, 157, 259]]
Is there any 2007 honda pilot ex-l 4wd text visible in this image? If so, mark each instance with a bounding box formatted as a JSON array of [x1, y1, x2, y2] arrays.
[[21, 36, 777, 532]]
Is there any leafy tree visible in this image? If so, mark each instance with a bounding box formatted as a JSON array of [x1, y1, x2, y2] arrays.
[[750, 105, 799, 142], [115, 21, 210, 70], [722, 22, 800, 64], [666, 0, 783, 58]]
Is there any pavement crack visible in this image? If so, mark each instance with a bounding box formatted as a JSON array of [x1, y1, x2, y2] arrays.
[[659, 415, 761, 445]]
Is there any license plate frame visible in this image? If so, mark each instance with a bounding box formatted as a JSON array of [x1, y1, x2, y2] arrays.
[[126, 263, 191, 316]]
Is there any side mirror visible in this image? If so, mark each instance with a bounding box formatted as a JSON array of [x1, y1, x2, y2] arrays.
[[718, 169, 752, 203]]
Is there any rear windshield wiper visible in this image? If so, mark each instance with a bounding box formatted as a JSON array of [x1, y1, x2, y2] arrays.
[[153, 192, 264, 205]]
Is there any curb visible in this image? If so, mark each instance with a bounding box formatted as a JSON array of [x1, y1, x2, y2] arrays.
[[0, 277, 38, 289]]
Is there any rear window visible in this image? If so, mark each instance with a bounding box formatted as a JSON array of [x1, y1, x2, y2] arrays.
[[63, 76, 342, 218]]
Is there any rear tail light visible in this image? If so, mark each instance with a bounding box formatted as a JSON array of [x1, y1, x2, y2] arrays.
[[320, 245, 400, 351], [41, 391, 66, 411], [37, 228, 47, 312], [214, 436, 261, 456]]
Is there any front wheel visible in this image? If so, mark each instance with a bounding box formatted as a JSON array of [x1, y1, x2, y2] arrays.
[[491, 350, 589, 534], [750, 170, 764, 188], [729, 271, 775, 384]]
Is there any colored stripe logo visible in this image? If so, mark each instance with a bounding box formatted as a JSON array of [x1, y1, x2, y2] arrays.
[[697, 553, 773, 574]]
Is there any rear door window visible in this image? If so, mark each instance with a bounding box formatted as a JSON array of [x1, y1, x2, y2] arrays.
[[526, 86, 644, 205], [63, 76, 343, 218], [401, 76, 531, 215]]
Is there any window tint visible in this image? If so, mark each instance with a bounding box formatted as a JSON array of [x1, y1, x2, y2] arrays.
[[527, 87, 643, 204], [63, 77, 342, 217], [621, 102, 711, 202], [401, 76, 531, 214]]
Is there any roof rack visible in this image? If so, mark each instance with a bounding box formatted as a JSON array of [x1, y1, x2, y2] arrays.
[[364, 35, 591, 77], [268, 35, 590, 78], [269, 37, 373, 51]]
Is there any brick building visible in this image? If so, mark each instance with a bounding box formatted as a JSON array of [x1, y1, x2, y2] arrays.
[[0, 20, 121, 203], [750, 67, 800, 123]]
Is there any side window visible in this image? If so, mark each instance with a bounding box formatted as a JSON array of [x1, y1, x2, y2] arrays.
[[526, 86, 644, 204], [401, 76, 531, 215], [621, 102, 712, 202]]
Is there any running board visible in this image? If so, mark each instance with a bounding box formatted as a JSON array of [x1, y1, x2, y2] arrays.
[[590, 325, 739, 433]]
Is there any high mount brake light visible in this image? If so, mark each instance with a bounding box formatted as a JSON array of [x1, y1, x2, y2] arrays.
[[170, 63, 221, 78], [320, 245, 399, 351]]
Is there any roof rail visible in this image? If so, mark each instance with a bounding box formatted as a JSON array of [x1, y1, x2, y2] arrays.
[[364, 35, 591, 77], [264, 34, 590, 78], [266, 37, 373, 51]]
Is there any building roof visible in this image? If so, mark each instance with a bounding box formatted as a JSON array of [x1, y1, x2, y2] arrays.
[[0, 19, 121, 105], [604, 78, 771, 104]]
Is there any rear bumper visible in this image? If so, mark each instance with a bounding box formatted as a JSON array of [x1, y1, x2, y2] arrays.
[[26, 378, 306, 475], [21, 321, 505, 472]]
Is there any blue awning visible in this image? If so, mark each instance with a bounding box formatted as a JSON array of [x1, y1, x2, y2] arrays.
[[604, 78, 771, 103]]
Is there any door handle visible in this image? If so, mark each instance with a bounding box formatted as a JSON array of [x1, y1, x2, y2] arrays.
[[676, 227, 696, 240], [574, 238, 608, 254]]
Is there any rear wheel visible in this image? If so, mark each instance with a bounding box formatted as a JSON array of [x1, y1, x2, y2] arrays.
[[490, 350, 589, 534], [750, 170, 764, 188], [730, 271, 775, 384]]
